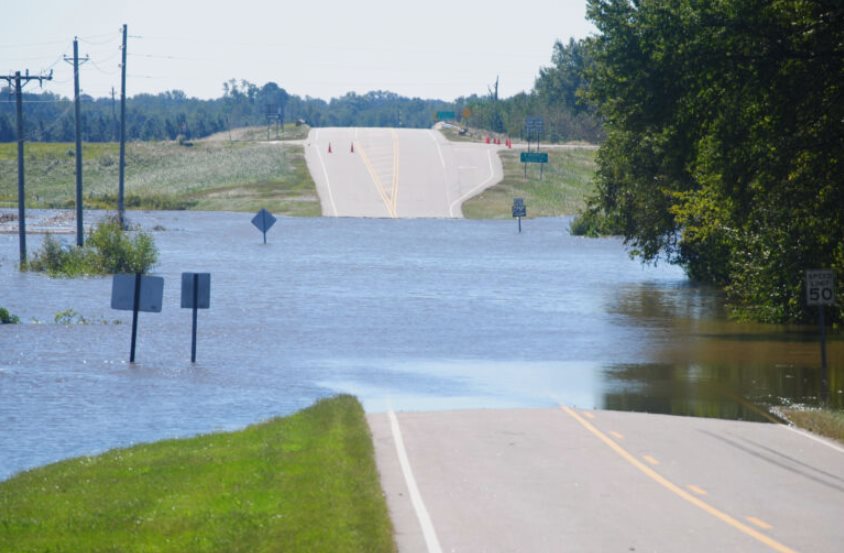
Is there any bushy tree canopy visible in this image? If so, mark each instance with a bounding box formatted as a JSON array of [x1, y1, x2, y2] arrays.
[[584, 0, 843, 323]]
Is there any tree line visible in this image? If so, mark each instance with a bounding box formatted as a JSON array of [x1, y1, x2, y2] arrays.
[[0, 42, 602, 144], [578, 0, 843, 324]]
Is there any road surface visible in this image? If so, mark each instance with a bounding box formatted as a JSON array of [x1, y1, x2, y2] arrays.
[[304, 128, 503, 218], [368, 408, 844, 553]]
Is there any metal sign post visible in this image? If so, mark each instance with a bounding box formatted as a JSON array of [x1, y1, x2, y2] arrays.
[[111, 273, 164, 363], [251, 208, 277, 244], [806, 269, 836, 402], [512, 197, 526, 233], [181, 272, 211, 363], [523, 117, 546, 180]]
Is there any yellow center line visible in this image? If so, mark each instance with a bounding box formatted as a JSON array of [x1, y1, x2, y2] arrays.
[[560, 406, 799, 553], [355, 133, 396, 218], [747, 516, 774, 530], [687, 484, 709, 496], [643, 454, 660, 466], [390, 129, 400, 215]]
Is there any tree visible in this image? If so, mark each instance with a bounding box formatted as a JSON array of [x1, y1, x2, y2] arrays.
[[583, 0, 844, 323]]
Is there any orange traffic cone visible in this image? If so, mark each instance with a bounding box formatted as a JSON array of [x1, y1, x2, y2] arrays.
[[328, 142, 332, 153]]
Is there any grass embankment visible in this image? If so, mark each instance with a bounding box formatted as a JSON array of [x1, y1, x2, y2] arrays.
[[781, 408, 844, 445], [462, 147, 598, 218], [0, 130, 318, 216], [0, 395, 396, 553], [203, 124, 311, 143]]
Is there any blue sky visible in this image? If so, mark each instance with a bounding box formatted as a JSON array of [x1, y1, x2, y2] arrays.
[[2, 0, 595, 101]]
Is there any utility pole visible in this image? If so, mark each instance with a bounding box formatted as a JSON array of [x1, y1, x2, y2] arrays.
[[1, 69, 53, 269], [111, 87, 117, 141], [64, 37, 89, 247], [118, 24, 128, 227]]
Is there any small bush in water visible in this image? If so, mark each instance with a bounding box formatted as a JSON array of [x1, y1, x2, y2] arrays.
[[29, 215, 158, 277]]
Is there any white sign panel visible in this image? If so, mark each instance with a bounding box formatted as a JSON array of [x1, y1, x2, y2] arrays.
[[806, 269, 835, 306]]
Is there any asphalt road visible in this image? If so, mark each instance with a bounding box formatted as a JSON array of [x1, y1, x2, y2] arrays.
[[304, 128, 503, 218], [368, 408, 844, 553]]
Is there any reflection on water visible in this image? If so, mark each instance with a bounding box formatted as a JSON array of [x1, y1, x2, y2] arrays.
[[0, 211, 840, 479], [605, 283, 842, 421]]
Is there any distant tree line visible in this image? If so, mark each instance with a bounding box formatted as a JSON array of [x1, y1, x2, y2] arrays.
[[461, 39, 603, 143], [0, 40, 602, 143]]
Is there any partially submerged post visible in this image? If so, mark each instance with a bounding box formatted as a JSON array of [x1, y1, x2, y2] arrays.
[[251, 208, 277, 244], [111, 273, 164, 363], [181, 272, 211, 363], [512, 197, 526, 233], [806, 269, 836, 402]]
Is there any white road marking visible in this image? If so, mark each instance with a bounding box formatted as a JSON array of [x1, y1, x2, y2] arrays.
[[448, 149, 497, 217], [388, 410, 443, 553], [314, 146, 338, 216], [427, 130, 446, 169], [783, 424, 844, 454]]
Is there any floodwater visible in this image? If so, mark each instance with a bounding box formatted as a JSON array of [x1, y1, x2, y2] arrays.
[[1, 211, 840, 480]]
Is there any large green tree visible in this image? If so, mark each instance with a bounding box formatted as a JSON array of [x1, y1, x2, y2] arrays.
[[584, 0, 844, 323]]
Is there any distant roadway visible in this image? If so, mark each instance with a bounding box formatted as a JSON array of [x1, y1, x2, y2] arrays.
[[369, 408, 844, 553], [304, 128, 503, 218]]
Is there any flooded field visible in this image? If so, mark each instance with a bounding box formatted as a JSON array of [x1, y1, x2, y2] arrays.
[[1, 210, 840, 480]]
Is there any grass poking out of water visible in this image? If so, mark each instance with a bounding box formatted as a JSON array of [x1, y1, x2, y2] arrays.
[[461, 148, 597, 219], [0, 395, 396, 553]]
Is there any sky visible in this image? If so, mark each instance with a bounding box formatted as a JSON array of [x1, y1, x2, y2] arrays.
[[1, 0, 595, 102]]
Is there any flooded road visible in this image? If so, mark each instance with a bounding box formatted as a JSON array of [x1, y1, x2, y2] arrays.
[[1, 210, 840, 480]]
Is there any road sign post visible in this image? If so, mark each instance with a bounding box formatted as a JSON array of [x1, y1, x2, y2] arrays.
[[111, 273, 164, 363], [512, 197, 526, 232], [251, 208, 277, 244], [806, 269, 836, 402], [181, 272, 210, 363]]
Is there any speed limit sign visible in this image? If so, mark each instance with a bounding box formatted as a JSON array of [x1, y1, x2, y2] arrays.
[[806, 270, 835, 306]]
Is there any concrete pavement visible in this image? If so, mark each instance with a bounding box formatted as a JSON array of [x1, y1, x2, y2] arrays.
[[368, 408, 844, 552], [304, 127, 503, 218]]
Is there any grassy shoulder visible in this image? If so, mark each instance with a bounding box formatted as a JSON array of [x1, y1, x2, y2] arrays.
[[462, 148, 598, 219], [780, 407, 844, 445], [0, 133, 319, 216], [0, 395, 396, 553]]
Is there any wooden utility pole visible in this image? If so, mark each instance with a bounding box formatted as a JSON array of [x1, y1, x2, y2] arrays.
[[1, 69, 53, 268], [118, 24, 128, 227], [64, 37, 89, 246]]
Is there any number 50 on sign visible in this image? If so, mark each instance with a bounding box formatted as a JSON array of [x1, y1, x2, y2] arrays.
[[806, 270, 835, 306]]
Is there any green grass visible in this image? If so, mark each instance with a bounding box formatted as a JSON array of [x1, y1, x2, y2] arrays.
[[202, 123, 311, 143], [781, 407, 844, 444], [0, 138, 319, 216], [0, 395, 396, 553], [462, 148, 598, 218]]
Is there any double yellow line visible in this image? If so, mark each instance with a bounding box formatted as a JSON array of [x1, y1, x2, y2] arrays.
[[356, 129, 401, 218]]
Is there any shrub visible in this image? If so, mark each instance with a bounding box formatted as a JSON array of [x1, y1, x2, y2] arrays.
[[28, 216, 158, 277], [0, 307, 20, 324]]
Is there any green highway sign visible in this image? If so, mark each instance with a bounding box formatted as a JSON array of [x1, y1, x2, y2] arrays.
[[436, 111, 456, 121], [520, 152, 549, 163]]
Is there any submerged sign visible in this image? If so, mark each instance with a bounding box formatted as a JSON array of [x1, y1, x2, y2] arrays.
[[111, 274, 164, 312]]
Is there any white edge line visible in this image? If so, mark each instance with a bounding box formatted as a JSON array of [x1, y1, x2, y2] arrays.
[[448, 149, 497, 217], [388, 410, 443, 553], [782, 424, 844, 454], [314, 145, 338, 216], [428, 130, 446, 169]]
